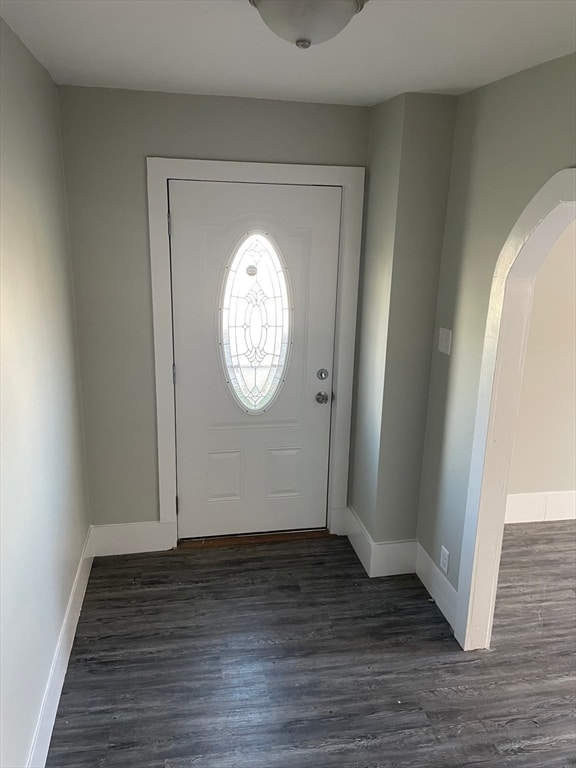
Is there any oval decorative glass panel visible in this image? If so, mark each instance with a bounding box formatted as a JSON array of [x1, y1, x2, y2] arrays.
[[220, 233, 292, 413]]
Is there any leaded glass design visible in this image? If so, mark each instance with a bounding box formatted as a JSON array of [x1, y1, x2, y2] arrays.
[[220, 233, 291, 413]]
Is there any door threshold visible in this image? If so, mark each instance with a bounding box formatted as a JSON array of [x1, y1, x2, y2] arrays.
[[176, 529, 337, 550]]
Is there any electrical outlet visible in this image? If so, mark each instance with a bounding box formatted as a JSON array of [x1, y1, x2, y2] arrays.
[[440, 545, 449, 574], [438, 327, 452, 355]]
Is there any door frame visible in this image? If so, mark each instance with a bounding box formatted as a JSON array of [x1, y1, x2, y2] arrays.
[[147, 158, 365, 538], [454, 169, 576, 650]]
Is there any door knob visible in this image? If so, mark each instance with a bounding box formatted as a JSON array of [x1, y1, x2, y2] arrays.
[[315, 391, 330, 405]]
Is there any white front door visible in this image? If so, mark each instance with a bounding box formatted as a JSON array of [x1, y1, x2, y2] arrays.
[[170, 180, 341, 538]]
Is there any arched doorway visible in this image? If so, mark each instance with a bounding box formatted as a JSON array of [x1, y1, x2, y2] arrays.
[[454, 169, 576, 651]]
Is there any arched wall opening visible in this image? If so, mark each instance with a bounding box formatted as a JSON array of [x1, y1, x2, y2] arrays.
[[454, 169, 576, 651]]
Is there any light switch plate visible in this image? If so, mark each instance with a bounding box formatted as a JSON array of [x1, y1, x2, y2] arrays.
[[440, 545, 449, 574], [438, 327, 452, 355]]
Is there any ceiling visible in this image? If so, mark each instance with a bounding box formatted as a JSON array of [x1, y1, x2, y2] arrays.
[[1, 0, 575, 106]]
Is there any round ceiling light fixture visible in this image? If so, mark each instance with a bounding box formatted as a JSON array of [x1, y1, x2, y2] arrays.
[[248, 0, 368, 49]]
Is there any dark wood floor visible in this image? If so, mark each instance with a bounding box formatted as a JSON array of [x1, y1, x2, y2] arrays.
[[47, 521, 576, 768]]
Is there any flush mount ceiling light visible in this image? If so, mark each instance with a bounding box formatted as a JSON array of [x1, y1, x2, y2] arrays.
[[248, 0, 368, 49]]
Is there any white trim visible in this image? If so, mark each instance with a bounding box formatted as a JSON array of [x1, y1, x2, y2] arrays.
[[345, 506, 375, 574], [88, 521, 177, 557], [505, 492, 545, 523], [370, 540, 417, 578], [456, 169, 576, 650], [27, 532, 93, 768], [344, 507, 417, 577], [415, 543, 458, 630], [506, 491, 576, 523], [147, 158, 365, 536], [328, 506, 350, 535], [545, 490, 576, 520]]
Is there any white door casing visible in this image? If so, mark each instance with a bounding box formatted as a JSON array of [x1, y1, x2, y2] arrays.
[[170, 180, 341, 537], [147, 159, 365, 541]]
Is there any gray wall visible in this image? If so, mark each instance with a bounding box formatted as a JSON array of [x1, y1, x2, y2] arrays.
[[0, 20, 90, 767], [509, 220, 576, 494], [349, 96, 404, 537], [59, 86, 369, 525], [349, 94, 456, 543], [417, 54, 576, 587]]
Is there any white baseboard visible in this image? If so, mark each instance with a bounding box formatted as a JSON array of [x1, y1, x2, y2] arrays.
[[27, 531, 93, 768], [88, 520, 178, 557], [415, 543, 458, 630], [344, 507, 416, 577], [505, 490, 576, 523]]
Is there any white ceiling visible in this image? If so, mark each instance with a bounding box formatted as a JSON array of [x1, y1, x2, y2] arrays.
[[1, 0, 575, 106]]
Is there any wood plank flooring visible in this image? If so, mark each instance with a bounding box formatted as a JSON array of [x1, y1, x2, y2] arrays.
[[46, 521, 576, 768]]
